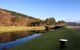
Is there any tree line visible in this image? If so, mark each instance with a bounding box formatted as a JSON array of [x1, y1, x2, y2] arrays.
[[30, 17, 66, 26]]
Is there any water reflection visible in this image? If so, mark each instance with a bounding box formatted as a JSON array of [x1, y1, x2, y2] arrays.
[[0, 34, 42, 50]]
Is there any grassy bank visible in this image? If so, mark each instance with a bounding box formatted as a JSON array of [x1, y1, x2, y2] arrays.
[[10, 28, 80, 50], [0, 26, 45, 33]]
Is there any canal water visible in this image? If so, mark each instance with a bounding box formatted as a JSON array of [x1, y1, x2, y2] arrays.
[[0, 34, 42, 50]]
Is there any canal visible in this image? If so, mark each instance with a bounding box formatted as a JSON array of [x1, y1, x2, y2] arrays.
[[0, 34, 42, 50]]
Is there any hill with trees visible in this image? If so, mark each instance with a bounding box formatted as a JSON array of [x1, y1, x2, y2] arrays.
[[0, 8, 41, 26], [0, 8, 67, 26]]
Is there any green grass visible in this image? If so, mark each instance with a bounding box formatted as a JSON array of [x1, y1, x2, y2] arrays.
[[10, 28, 80, 50]]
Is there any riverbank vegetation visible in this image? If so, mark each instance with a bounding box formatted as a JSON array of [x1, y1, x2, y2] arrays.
[[0, 26, 45, 33], [0, 26, 46, 43], [10, 28, 80, 50]]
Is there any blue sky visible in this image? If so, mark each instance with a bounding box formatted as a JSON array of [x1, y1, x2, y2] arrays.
[[0, 0, 80, 22]]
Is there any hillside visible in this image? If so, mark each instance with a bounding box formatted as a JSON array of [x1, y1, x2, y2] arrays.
[[0, 8, 40, 26]]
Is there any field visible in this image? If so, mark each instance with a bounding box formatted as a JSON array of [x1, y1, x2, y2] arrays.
[[0, 26, 45, 33], [10, 28, 80, 50]]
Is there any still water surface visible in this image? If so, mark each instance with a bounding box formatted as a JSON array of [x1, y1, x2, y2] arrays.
[[0, 34, 42, 50]]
